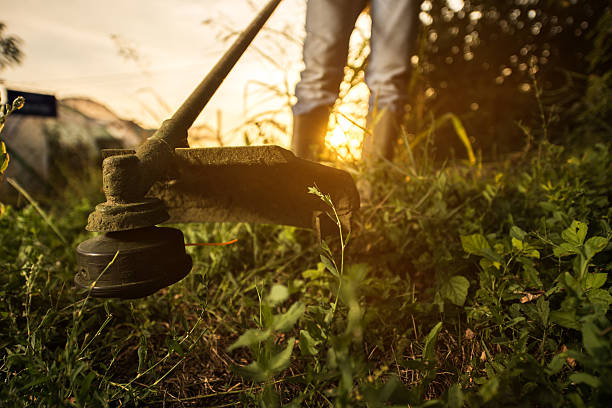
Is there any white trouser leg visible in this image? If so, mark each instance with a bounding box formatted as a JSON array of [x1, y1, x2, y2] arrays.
[[367, 0, 417, 115], [293, 0, 368, 116]]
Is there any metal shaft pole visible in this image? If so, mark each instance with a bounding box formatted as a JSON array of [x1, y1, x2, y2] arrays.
[[158, 0, 283, 144]]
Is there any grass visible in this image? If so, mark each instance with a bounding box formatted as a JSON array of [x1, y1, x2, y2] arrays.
[[1, 126, 610, 407]]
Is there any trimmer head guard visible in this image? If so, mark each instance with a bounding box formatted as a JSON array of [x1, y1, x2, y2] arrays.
[[75, 226, 192, 299]]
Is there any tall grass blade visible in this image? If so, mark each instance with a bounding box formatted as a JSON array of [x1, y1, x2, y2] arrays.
[[6, 177, 67, 244]]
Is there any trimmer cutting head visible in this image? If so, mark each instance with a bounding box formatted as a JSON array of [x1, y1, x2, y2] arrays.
[[75, 226, 192, 299], [73, 0, 360, 299]]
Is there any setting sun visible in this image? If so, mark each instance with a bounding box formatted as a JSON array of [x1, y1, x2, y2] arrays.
[[326, 111, 364, 160]]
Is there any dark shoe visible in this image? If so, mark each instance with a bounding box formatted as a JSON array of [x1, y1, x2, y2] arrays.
[[291, 106, 331, 161], [362, 109, 402, 164]]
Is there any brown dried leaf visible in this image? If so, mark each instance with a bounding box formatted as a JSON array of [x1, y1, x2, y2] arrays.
[[465, 328, 476, 340], [520, 292, 543, 303], [560, 345, 576, 367]]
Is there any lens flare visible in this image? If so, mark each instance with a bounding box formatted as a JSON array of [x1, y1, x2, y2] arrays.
[[446, 0, 464, 12]]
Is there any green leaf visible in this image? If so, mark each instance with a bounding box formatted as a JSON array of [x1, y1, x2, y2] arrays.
[[84, 371, 96, 392], [536, 297, 550, 327], [567, 393, 586, 408], [137, 336, 147, 374], [514, 238, 540, 257], [320, 255, 339, 278], [553, 242, 579, 257], [526, 248, 540, 258], [447, 384, 464, 408], [584, 236, 609, 259], [423, 322, 442, 361], [167, 338, 185, 357], [440, 276, 470, 306], [585, 273, 607, 290], [550, 310, 580, 330], [461, 234, 491, 255], [261, 384, 280, 408], [561, 272, 583, 296], [586, 288, 612, 307], [266, 284, 289, 306], [561, 220, 588, 246], [511, 237, 524, 250], [547, 353, 567, 374], [480, 257, 500, 271], [268, 337, 295, 373], [570, 372, 601, 388], [299, 329, 319, 356], [522, 264, 543, 289], [320, 240, 332, 256], [480, 247, 504, 264], [307, 185, 323, 199], [361, 375, 401, 404], [272, 302, 305, 332], [461, 234, 503, 264], [478, 376, 499, 403], [346, 263, 369, 282], [582, 322, 607, 356], [510, 226, 527, 241], [227, 329, 271, 351], [302, 263, 326, 280], [235, 361, 267, 382]]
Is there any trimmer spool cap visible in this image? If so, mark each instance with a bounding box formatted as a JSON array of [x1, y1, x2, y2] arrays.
[[75, 226, 192, 299]]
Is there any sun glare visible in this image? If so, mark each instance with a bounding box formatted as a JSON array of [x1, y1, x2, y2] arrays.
[[326, 111, 364, 160]]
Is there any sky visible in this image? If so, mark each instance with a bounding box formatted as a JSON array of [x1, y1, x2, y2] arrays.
[[1, 0, 306, 144]]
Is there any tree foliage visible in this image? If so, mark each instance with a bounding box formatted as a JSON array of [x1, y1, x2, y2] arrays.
[[0, 22, 23, 72]]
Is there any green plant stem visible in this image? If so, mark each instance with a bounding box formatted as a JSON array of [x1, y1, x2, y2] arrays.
[[330, 204, 345, 318]]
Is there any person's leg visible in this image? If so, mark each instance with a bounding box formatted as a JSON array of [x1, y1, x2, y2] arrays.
[[292, 0, 367, 160], [363, 0, 417, 162]]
